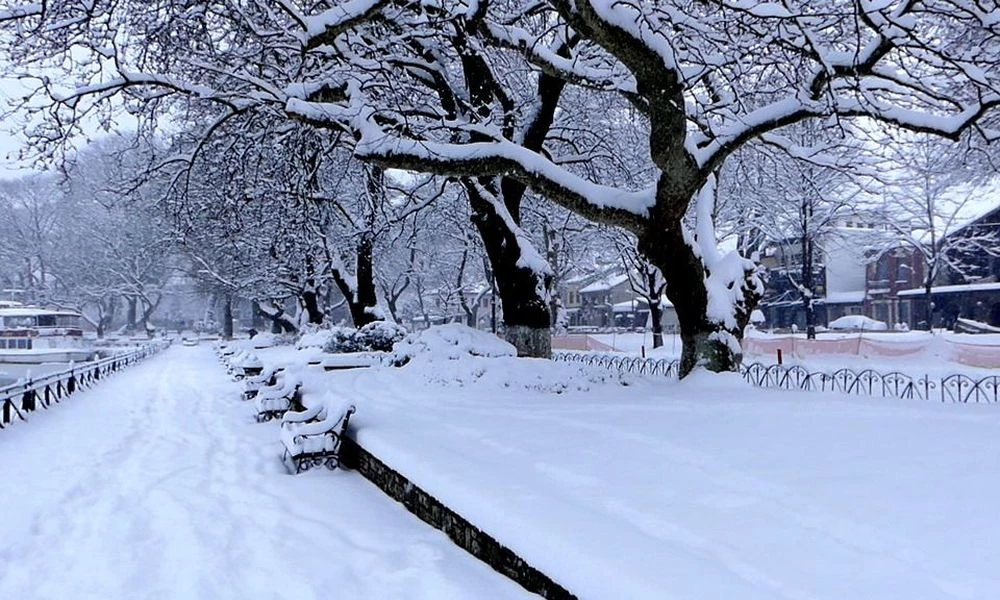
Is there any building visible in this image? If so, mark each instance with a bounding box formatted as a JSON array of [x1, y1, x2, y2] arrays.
[[577, 272, 633, 327], [893, 202, 1000, 329], [757, 224, 895, 330], [865, 246, 925, 328]]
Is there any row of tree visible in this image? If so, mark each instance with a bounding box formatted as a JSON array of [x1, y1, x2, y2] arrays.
[[2, 1, 999, 376]]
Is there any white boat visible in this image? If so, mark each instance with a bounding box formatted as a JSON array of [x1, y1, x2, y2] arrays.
[[0, 302, 96, 364]]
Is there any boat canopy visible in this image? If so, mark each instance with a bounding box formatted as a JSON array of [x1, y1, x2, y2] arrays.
[[0, 308, 83, 329]]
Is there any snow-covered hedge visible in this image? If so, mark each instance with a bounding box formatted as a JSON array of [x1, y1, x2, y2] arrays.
[[322, 322, 408, 354], [357, 321, 408, 352]]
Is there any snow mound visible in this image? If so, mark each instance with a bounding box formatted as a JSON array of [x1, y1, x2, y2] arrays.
[[391, 324, 517, 365], [389, 324, 628, 392]]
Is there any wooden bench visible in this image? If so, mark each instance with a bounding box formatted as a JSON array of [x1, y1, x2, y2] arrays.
[[280, 396, 356, 474], [253, 372, 302, 423]]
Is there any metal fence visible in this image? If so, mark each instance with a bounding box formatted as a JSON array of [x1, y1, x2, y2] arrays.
[[553, 351, 1000, 403], [0, 342, 168, 429]]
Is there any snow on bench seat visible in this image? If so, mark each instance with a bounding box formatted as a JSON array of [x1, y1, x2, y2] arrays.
[[242, 365, 283, 400], [280, 394, 355, 474], [253, 371, 301, 422]]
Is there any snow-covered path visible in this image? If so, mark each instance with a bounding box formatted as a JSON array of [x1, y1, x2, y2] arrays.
[[0, 346, 531, 600]]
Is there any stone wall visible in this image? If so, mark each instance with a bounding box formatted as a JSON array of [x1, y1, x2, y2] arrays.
[[340, 437, 576, 600]]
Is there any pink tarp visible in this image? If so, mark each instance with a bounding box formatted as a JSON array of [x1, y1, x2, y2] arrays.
[[743, 335, 1000, 368], [947, 341, 1000, 369], [552, 335, 617, 352]]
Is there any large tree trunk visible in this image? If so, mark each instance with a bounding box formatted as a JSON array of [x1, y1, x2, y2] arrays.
[[300, 287, 324, 325], [221, 294, 234, 339], [330, 235, 382, 329], [649, 299, 664, 349], [467, 184, 551, 357], [299, 255, 324, 325], [641, 227, 755, 377], [125, 297, 137, 333]]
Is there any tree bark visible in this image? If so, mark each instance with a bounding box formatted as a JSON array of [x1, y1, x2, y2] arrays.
[[925, 282, 934, 330], [330, 235, 382, 329], [221, 294, 234, 339], [649, 299, 664, 349], [300, 287, 324, 325], [801, 230, 816, 339], [466, 183, 551, 357], [124, 297, 136, 332], [641, 226, 754, 377], [299, 255, 325, 325]]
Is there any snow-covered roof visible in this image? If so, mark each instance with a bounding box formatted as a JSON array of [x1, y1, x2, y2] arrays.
[[824, 291, 866, 304], [611, 297, 674, 312], [897, 281, 1000, 297], [579, 273, 630, 294]]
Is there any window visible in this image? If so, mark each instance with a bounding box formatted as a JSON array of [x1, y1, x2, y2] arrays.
[[875, 259, 889, 281]]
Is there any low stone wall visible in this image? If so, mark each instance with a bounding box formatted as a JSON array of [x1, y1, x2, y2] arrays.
[[340, 436, 576, 600]]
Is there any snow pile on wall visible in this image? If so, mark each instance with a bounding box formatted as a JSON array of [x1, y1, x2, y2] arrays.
[[245, 332, 292, 349], [296, 327, 335, 349]]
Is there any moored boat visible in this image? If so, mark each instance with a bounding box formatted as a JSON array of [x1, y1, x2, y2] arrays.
[[0, 302, 96, 364]]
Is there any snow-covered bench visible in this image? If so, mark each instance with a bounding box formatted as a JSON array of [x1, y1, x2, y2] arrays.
[[225, 350, 250, 375], [254, 372, 302, 423], [279, 395, 356, 474], [232, 354, 264, 380], [242, 366, 283, 401]]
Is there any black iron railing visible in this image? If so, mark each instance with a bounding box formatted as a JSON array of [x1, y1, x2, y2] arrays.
[[553, 351, 1000, 403], [0, 342, 168, 429]]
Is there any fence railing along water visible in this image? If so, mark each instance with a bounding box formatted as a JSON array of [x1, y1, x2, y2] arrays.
[[0, 342, 168, 428], [553, 351, 1000, 403]]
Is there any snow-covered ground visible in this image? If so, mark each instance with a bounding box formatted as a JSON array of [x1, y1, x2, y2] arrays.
[[228, 326, 1000, 600], [7, 336, 1000, 600], [317, 363, 1000, 600], [0, 346, 531, 600]]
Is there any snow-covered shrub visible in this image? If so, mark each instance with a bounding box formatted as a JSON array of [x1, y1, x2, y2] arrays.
[[322, 326, 366, 354], [320, 322, 408, 353], [356, 321, 407, 352], [390, 323, 517, 366]]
